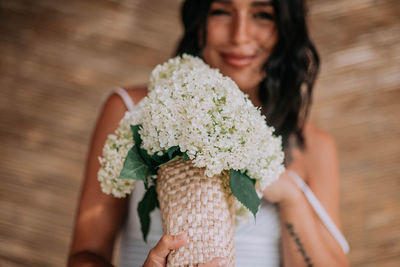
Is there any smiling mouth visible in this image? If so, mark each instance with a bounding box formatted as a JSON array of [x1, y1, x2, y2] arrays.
[[221, 53, 256, 68]]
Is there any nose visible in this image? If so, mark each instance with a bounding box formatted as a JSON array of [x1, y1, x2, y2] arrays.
[[231, 12, 251, 45]]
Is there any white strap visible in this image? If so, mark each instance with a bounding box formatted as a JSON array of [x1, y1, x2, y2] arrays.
[[287, 170, 350, 254], [114, 87, 135, 111]]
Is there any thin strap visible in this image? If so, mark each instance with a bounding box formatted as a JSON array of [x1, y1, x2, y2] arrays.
[[114, 87, 135, 111], [287, 170, 350, 254]]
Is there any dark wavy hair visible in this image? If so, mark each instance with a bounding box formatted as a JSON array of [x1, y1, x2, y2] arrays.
[[175, 0, 320, 154]]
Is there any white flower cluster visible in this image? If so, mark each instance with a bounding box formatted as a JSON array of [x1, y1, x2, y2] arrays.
[[97, 110, 141, 198], [141, 55, 285, 220], [97, 54, 285, 223]]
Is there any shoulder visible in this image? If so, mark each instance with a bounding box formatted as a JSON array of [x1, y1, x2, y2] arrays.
[[104, 86, 148, 108], [101, 86, 147, 114], [289, 122, 338, 184], [303, 122, 337, 160], [303, 122, 339, 179], [97, 86, 148, 133], [123, 86, 148, 105]]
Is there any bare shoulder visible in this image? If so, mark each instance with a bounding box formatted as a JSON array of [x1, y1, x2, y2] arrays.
[[95, 86, 147, 136], [102, 86, 147, 114], [292, 122, 338, 184], [124, 86, 148, 104], [303, 122, 337, 160], [302, 122, 339, 177]]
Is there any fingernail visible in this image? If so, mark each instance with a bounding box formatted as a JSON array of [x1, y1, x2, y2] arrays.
[[218, 258, 227, 266], [175, 233, 186, 240]]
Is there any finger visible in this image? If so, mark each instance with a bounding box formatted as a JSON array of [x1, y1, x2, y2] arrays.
[[150, 233, 187, 258], [198, 257, 228, 267]]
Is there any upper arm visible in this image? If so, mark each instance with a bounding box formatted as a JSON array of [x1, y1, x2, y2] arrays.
[[69, 89, 146, 260], [305, 125, 342, 230]]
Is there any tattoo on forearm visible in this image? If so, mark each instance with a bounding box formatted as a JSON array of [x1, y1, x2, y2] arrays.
[[285, 222, 313, 267]]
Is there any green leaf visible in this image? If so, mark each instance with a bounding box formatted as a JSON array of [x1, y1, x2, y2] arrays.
[[182, 152, 189, 162], [167, 146, 180, 159], [143, 179, 149, 190], [150, 152, 168, 164], [140, 148, 157, 174], [229, 169, 260, 218], [130, 125, 142, 146], [157, 155, 180, 168], [119, 145, 149, 181], [130, 124, 162, 175], [137, 186, 158, 242]]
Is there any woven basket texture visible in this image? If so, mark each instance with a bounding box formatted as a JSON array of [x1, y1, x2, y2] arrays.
[[156, 158, 236, 267]]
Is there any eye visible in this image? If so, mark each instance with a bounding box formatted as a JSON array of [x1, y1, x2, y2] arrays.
[[253, 12, 274, 20], [209, 9, 231, 16]]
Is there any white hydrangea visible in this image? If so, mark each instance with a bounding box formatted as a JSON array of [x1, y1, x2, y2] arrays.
[[141, 54, 285, 222], [98, 54, 285, 223], [141, 55, 284, 186], [97, 110, 141, 198]]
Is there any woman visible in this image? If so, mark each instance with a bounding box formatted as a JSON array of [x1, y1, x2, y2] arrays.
[[68, 0, 350, 266]]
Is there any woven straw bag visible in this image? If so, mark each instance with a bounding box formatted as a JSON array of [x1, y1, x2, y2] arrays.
[[156, 158, 236, 267]]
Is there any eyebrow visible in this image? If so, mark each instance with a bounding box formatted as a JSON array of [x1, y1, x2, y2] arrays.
[[213, 0, 273, 6]]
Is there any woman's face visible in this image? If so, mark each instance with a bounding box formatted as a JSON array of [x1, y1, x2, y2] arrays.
[[202, 0, 278, 95]]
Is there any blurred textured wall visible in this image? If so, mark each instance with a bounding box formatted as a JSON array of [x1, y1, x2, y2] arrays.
[[0, 0, 399, 266]]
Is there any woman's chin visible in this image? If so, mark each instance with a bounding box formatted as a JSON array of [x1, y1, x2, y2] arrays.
[[228, 74, 260, 92], [210, 62, 262, 93]]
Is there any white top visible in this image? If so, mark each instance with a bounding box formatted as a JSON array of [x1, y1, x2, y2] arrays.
[[112, 88, 349, 267], [118, 181, 281, 267]]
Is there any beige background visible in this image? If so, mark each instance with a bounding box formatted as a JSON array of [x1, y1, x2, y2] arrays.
[[0, 0, 399, 266]]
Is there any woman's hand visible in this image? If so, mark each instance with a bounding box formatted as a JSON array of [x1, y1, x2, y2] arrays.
[[258, 171, 302, 204], [143, 233, 228, 267]]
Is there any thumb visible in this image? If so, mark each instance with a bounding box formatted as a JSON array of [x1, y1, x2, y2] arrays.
[[151, 233, 187, 258]]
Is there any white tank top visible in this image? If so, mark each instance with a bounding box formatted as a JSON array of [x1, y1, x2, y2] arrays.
[[112, 88, 349, 267]]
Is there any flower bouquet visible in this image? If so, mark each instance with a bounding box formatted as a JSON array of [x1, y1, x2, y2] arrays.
[[98, 55, 285, 266]]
